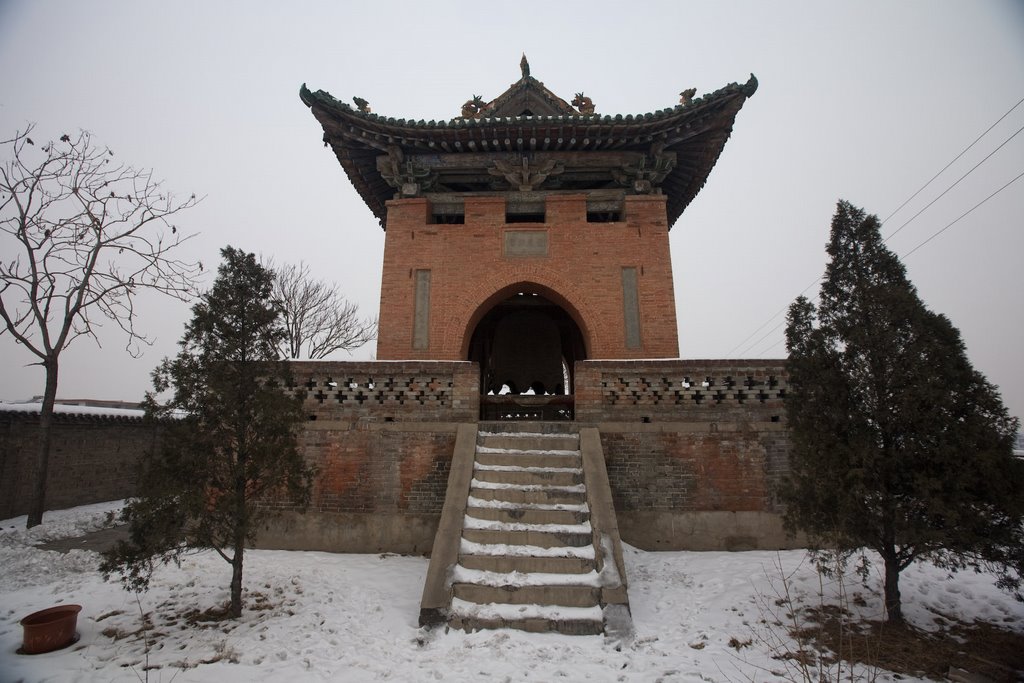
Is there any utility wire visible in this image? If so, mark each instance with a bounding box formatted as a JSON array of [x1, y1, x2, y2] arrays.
[[747, 167, 1024, 358], [727, 96, 1024, 358], [900, 168, 1024, 259], [881, 95, 1024, 226], [726, 276, 819, 356], [884, 121, 1024, 243]]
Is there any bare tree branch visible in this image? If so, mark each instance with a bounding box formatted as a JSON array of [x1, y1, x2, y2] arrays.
[[264, 259, 376, 360], [0, 125, 203, 527]]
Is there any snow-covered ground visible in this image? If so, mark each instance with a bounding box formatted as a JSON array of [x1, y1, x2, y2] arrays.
[[2, 501, 1021, 682]]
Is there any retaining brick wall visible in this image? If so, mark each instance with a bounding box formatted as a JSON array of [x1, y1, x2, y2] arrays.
[[257, 361, 478, 553], [575, 359, 795, 549]]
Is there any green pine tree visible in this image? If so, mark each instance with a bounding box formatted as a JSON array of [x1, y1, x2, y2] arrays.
[[102, 246, 313, 618], [784, 200, 1023, 624]]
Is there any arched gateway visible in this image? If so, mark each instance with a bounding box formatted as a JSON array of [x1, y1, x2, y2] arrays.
[[301, 63, 757, 418]]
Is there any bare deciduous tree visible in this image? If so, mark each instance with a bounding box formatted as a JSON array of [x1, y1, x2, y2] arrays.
[[269, 260, 376, 359], [0, 126, 202, 528]]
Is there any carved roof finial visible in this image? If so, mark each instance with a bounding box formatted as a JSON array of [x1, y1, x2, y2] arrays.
[[679, 88, 696, 106], [353, 96, 371, 113], [520, 53, 530, 79], [572, 92, 595, 115]]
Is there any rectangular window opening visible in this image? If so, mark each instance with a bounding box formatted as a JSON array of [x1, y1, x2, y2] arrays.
[[432, 213, 465, 224], [505, 211, 546, 223], [587, 210, 621, 223]]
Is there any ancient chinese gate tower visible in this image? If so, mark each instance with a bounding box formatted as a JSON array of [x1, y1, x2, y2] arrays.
[[292, 61, 787, 634], [301, 59, 757, 407]]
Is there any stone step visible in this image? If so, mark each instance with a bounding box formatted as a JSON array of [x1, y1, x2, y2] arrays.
[[462, 528, 593, 548], [459, 554, 596, 574], [472, 467, 583, 487], [450, 614, 604, 636], [452, 583, 600, 608], [447, 597, 603, 635], [475, 451, 580, 468], [465, 506, 588, 526], [477, 435, 580, 452], [477, 422, 580, 435], [470, 485, 586, 506]]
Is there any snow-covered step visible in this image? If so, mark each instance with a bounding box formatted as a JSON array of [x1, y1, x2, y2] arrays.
[[453, 582, 600, 608], [458, 553, 596, 575], [466, 495, 589, 513], [470, 481, 586, 506], [447, 597, 603, 636], [472, 466, 583, 487], [465, 505, 589, 526], [461, 526, 592, 548], [459, 538, 596, 559], [477, 434, 580, 452], [474, 450, 580, 469]]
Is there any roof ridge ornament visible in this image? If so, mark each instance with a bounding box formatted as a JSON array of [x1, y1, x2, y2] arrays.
[[572, 92, 596, 115], [461, 95, 487, 119], [520, 53, 530, 79]]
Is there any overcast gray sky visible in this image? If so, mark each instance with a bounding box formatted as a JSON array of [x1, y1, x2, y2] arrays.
[[1, 1, 1022, 420]]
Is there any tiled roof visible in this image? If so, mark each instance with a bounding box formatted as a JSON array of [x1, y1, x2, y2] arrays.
[[301, 74, 757, 229]]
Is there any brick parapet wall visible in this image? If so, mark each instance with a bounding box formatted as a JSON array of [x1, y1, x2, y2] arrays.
[[268, 361, 481, 520], [0, 412, 153, 520], [286, 360, 479, 423], [575, 359, 792, 534], [575, 359, 788, 423]]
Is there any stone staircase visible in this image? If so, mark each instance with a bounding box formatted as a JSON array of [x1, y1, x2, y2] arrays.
[[420, 423, 631, 637]]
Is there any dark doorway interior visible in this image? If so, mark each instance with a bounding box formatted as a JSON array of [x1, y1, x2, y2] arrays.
[[468, 293, 586, 418]]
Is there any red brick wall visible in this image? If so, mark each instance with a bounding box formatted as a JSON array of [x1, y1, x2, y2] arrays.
[[575, 359, 791, 516], [376, 194, 679, 360], [273, 361, 479, 518]]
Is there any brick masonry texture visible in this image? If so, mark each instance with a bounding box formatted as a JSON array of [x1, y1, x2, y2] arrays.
[[575, 359, 791, 517], [0, 412, 154, 519], [268, 361, 478, 517], [375, 194, 680, 360]]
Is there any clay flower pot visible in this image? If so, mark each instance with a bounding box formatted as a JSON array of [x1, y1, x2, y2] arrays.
[[19, 604, 82, 655]]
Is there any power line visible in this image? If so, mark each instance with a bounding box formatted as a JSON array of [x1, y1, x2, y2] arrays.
[[900, 168, 1024, 260], [743, 168, 1024, 358], [726, 276, 819, 356], [726, 96, 1024, 358], [881, 96, 1024, 226], [883, 121, 1024, 243]]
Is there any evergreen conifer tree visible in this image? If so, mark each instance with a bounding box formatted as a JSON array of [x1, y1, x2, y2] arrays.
[[784, 200, 1023, 624], [102, 247, 313, 618]]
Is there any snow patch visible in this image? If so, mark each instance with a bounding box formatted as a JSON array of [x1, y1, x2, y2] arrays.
[[479, 431, 579, 439], [451, 565, 601, 588], [476, 446, 579, 456], [449, 597, 603, 623], [474, 463, 582, 474], [470, 478, 585, 493], [463, 515, 592, 534], [466, 496, 589, 513], [460, 538, 596, 559]]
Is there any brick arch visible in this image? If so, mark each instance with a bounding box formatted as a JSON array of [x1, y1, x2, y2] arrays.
[[443, 268, 597, 360]]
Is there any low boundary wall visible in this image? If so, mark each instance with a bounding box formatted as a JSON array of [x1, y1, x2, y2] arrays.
[[0, 408, 152, 520], [5, 359, 798, 552]]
